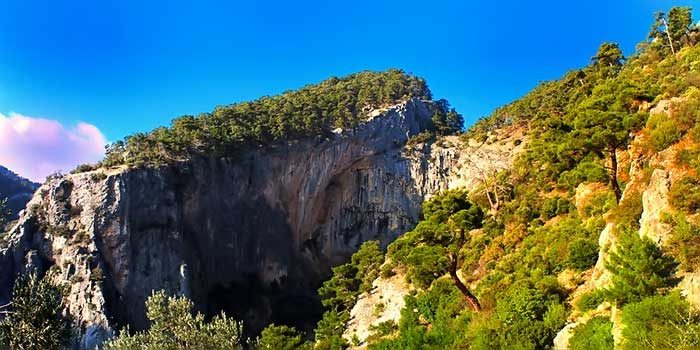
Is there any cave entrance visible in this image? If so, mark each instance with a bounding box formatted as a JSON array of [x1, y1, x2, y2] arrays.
[[205, 276, 323, 338]]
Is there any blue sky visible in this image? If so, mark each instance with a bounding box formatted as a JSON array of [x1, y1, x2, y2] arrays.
[[0, 0, 697, 180]]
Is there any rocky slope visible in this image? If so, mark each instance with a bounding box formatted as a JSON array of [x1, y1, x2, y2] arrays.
[[345, 99, 700, 349], [553, 103, 700, 349], [344, 128, 525, 348], [0, 98, 523, 348]]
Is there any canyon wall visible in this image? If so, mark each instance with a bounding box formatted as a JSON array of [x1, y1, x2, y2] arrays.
[[0, 98, 523, 348]]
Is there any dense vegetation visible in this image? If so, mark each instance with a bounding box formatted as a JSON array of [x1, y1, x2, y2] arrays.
[[105, 291, 244, 350], [0, 274, 70, 350], [97, 69, 462, 168], [388, 189, 484, 311], [315, 241, 385, 349], [352, 6, 700, 350]]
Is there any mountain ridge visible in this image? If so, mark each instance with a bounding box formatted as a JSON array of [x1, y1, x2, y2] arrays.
[[0, 165, 39, 221]]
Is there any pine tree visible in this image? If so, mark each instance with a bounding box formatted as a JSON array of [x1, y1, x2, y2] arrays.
[[573, 73, 646, 202], [605, 230, 678, 305], [390, 189, 484, 311]]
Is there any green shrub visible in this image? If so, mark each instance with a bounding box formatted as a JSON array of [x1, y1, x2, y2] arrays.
[[367, 284, 474, 349], [350, 240, 384, 294], [670, 176, 700, 213], [670, 86, 700, 140], [405, 132, 435, 146], [508, 217, 601, 276], [254, 324, 311, 350], [318, 240, 384, 312], [379, 261, 395, 279], [318, 263, 360, 312], [90, 266, 105, 282], [90, 172, 108, 182], [490, 281, 567, 349], [665, 213, 700, 271], [567, 239, 599, 271], [71, 163, 97, 174], [569, 316, 614, 350], [0, 274, 70, 350], [575, 290, 606, 312], [314, 310, 350, 350], [542, 196, 573, 220], [579, 190, 616, 220], [609, 189, 644, 230], [104, 291, 243, 350], [675, 147, 700, 172], [621, 293, 700, 350], [0, 198, 9, 229], [646, 112, 683, 151], [558, 161, 610, 191], [366, 320, 398, 344], [369, 320, 397, 337]]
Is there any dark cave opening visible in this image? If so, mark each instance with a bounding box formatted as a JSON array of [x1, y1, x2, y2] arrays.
[[205, 276, 323, 339]]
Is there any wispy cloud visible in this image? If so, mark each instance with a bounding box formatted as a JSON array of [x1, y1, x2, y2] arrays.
[[0, 112, 106, 182]]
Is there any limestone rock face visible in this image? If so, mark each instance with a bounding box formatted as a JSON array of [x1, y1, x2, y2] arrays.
[[345, 271, 410, 348], [0, 99, 524, 348], [344, 128, 525, 348]]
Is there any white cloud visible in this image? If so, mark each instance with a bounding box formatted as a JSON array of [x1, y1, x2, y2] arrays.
[[0, 112, 106, 182]]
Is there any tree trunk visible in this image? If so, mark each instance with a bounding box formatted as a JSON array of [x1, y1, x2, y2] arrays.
[[484, 186, 499, 212], [609, 148, 622, 203], [662, 18, 677, 55], [449, 258, 481, 312]]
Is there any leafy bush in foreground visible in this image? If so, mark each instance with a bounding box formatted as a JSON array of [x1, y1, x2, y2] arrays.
[[0, 273, 69, 350], [104, 291, 243, 350]]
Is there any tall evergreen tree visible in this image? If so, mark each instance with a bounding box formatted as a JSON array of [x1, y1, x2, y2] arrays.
[[605, 230, 678, 305], [390, 189, 484, 311], [649, 7, 696, 55], [573, 77, 646, 202]]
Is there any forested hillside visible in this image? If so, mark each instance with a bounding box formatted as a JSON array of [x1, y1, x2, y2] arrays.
[[98, 69, 461, 167], [335, 6, 700, 350]]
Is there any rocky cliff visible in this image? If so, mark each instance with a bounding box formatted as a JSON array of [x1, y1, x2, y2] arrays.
[[0, 98, 523, 348], [344, 127, 525, 348]]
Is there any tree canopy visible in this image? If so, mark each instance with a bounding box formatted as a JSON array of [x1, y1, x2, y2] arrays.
[[104, 291, 244, 350], [389, 189, 484, 311], [100, 70, 451, 168]]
